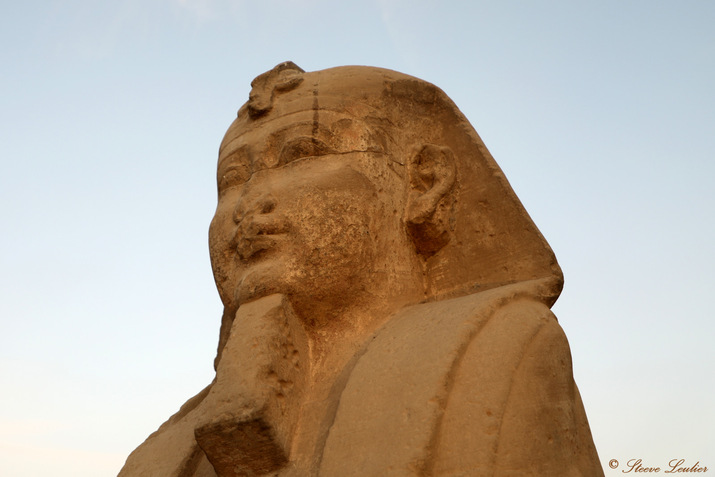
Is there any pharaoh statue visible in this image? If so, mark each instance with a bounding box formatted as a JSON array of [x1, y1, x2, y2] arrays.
[[119, 62, 603, 476]]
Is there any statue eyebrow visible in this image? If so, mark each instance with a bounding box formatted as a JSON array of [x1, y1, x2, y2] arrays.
[[217, 145, 251, 173], [218, 114, 400, 174]]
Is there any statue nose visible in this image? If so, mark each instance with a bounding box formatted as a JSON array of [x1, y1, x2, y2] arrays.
[[233, 194, 277, 225], [230, 194, 285, 260]]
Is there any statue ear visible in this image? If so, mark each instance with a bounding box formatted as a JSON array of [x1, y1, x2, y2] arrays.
[[405, 144, 456, 257]]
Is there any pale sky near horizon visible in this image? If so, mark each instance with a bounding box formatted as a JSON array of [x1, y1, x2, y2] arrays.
[[1, 1, 714, 475]]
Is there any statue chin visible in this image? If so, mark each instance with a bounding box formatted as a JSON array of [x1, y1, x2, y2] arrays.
[[118, 62, 603, 477], [233, 262, 283, 309]]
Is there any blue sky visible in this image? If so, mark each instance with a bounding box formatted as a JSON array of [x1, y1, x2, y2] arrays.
[[1, 1, 713, 475]]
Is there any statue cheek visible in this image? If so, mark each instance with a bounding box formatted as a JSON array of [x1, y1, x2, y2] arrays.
[[209, 206, 240, 286], [209, 201, 236, 245]]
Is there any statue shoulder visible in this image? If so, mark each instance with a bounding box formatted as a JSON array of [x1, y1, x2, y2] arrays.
[[433, 297, 604, 476], [319, 287, 559, 476]]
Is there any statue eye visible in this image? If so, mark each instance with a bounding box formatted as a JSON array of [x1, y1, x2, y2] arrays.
[[217, 148, 252, 196], [218, 165, 250, 195], [279, 137, 336, 165]]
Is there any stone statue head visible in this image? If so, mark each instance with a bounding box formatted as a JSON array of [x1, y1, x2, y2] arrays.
[[209, 62, 563, 364]]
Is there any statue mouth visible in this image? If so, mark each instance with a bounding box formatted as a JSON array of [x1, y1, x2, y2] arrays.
[[236, 233, 285, 261], [231, 204, 290, 262]]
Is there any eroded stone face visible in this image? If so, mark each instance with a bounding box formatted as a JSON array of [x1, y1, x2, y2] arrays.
[[209, 107, 424, 331]]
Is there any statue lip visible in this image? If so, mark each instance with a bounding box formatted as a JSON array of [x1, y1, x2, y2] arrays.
[[232, 208, 290, 261], [236, 233, 285, 261]]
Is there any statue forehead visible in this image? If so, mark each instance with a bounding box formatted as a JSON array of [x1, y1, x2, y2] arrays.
[[223, 97, 388, 153], [224, 107, 370, 146]]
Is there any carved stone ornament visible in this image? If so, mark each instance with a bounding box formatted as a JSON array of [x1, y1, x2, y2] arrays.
[[119, 63, 604, 477]]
